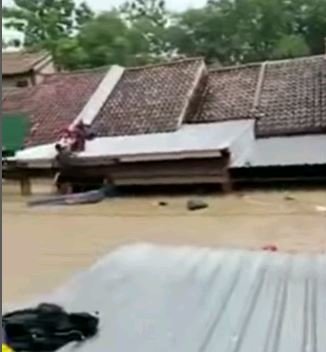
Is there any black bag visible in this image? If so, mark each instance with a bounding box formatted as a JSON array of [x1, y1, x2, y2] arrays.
[[2, 303, 99, 351]]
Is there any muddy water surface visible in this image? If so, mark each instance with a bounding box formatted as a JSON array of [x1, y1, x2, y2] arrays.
[[3, 188, 326, 303]]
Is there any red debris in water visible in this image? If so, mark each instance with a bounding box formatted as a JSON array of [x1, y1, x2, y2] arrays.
[[262, 245, 278, 252]]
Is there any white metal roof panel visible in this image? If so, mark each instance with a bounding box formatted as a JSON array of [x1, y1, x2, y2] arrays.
[[246, 134, 326, 167], [79, 120, 254, 162], [72, 66, 125, 127], [14, 120, 254, 164], [5, 244, 325, 352]]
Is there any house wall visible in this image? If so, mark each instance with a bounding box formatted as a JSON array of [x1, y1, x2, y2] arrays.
[[34, 59, 56, 85], [2, 179, 54, 197], [2, 73, 33, 88], [3, 156, 231, 195], [107, 158, 229, 186], [55, 157, 231, 188], [2, 58, 56, 87]]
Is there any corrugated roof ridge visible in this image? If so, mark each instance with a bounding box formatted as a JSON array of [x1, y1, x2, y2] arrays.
[[177, 61, 207, 128], [253, 62, 268, 110]]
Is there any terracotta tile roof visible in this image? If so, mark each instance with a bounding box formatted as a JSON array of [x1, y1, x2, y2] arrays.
[[191, 55, 326, 137], [2, 51, 51, 75], [256, 55, 326, 136], [2, 88, 32, 112], [3, 55, 325, 150], [2, 70, 105, 146], [92, 58, 206, 137], [188, 64, 260, 123]]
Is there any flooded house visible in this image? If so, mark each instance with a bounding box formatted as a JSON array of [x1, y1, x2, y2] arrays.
[[2, 54, 326, 195], [2, 51, 55, 88]]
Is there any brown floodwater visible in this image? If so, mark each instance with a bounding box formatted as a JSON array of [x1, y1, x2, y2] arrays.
[[3, 185, 326, 304]]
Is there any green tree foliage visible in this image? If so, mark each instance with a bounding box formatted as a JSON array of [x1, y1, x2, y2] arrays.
[[3, 0, 326, 70], [79, 12, 152, 67], [3, 0, 93, 58], [55, 11, 155, 69], [171, 0, 326, 64], [121, 0, 175, 60], [123, 0, 167, 26], [273, 35, 310, 59], [58, 1, 176, 70]]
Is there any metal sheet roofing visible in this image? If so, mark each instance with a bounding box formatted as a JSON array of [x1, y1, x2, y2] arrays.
[[246, 134, 326, 167], [14, 120, 254, 164], [5, 244, 325, 352], [80, 120, 254, 162]]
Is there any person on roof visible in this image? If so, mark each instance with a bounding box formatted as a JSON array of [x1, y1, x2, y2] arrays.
[[71, 121, 96, 152], [72, 122, 86, 152], [59, 128, 75, 151]]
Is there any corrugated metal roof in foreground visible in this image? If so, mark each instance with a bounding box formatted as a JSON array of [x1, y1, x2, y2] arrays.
[[9, 244, 324, 352], [246, 134, 326, 167]]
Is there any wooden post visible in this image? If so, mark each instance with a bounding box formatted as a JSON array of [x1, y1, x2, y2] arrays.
[[58, 182, 73, 195], [20, 177, 31, 196], [220, 149, 233, 193]]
